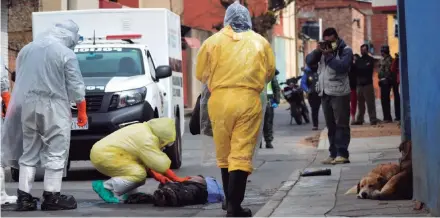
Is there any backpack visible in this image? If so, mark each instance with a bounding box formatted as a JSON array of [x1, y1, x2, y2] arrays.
[[205, 176, 225, 203]]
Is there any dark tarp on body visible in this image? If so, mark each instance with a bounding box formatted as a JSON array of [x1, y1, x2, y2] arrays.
[[124, 181, 207, 207]]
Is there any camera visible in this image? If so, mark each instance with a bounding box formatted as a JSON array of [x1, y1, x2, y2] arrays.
[[319, 41, 331, 50]]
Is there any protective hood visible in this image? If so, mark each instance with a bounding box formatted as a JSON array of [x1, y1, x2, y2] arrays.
[[223, 1, 252, 33], [146, 118, 176, 148], [36, 20, 80, 50]]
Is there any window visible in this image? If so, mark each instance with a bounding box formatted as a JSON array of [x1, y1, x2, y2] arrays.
[[146, 51, 157, 80], [75, 47, 144, 77]]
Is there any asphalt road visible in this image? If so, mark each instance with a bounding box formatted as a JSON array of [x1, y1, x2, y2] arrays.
[[1, 103, 324, 217]]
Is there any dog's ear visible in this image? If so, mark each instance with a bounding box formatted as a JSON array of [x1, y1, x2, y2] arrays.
[[356, 182, 360, 194], [398, 142, 404, 152], [377, 176, 387, 185]]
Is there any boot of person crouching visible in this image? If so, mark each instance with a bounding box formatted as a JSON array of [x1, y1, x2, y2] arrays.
[[226, 170, 252, 217]]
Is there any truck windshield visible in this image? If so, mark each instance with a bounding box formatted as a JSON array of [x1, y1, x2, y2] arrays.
[[75, 47, 144, 77]]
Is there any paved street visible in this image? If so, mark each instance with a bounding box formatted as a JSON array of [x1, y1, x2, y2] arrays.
[[1, 103, 323, 217]]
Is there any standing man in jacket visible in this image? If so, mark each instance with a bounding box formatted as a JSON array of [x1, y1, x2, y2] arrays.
[[306, 28, 353, 165], [300, 64, 320, 130], [195, 2, 275, 216], [261, 69, 281, 149], [378, 45, 394, 122], [352, 44, 379, 125], [1, 20, 87, 211]]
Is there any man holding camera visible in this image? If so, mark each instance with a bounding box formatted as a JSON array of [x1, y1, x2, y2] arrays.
[[306, 28, 353, 165]]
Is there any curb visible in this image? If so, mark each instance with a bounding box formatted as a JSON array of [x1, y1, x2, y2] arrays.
[[253, 170, 301, 217], [317, 127, 329, 150], [254, 128, 326, 217]]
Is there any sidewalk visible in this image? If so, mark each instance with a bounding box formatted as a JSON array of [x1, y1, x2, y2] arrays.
[[255, 134, 430, 217]]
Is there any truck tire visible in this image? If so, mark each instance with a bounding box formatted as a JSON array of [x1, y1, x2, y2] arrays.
[[164, 115, 182, 169], [11, 168, 19, 182]]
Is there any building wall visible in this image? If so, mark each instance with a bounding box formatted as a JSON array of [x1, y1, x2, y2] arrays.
[[139, 0, 182, 15], [273, 37, 287, 83], [371, 13, 387, 54], [387, 14, 398, 56], [314, 7, 365, 54], [70, 0, 100, 10], [183, 0, 268, 32], [403, 0, 440, 215], [351, 8, 365, 54], [185, 29, 212, 108], [1, 0, 8, 68], [280, 2, 297, 78]]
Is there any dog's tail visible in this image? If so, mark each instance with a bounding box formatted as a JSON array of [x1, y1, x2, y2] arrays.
[[345, 185, 358, 195]]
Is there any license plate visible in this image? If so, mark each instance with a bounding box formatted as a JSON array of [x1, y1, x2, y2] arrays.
[[71, 118, 88, 130]]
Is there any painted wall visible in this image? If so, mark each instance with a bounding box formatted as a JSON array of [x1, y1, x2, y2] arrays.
[[387, 14, 399, 56], [281, 2, 297, 78], [1, 0, 8, 68], [273, 37, 287, 83], [403, 0, 440, 216], [183, 0, 268, 32]]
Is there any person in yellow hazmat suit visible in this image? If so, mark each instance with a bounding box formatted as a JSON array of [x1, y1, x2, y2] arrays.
[[195, 2, 275, 217], [90, 118, 190, 204]]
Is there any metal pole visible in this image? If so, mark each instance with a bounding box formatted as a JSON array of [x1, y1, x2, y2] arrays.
[[397, 0, 411, 141]]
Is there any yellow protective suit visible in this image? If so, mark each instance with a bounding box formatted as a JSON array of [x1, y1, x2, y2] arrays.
[[90, 118, 176, 183], [195, 25, 275, 173]]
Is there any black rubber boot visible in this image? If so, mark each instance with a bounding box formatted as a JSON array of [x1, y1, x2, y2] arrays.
[[226, 170, 252, 217], [266, 141, 274, 149], [15, 189, 38, 211], [41, 191, 77, 211], [221, 168, 229, 211]]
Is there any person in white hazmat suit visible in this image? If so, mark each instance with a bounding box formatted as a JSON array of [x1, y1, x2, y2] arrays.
[[0, 56, 17, 205], [1, 20, 87, 211]]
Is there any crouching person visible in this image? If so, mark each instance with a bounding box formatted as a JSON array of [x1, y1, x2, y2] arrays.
[[124, 175, 224, 207], [90, 118, 189, 203]]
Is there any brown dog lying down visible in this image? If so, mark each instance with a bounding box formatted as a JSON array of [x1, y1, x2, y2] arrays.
[[345, 140, 412, 200]]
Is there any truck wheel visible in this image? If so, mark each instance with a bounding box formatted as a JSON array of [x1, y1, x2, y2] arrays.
[[164, 115, 182, 169], [11, 168, 19, 182]]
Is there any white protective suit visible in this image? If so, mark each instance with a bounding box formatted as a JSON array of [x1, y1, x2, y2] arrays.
[[1, 56, 17, 205], [1, 20, 85, 193]]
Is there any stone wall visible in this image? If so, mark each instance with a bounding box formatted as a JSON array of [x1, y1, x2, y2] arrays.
[[8, 0, 39, 70]]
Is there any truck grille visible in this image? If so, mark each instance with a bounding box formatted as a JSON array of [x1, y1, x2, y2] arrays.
[[71, 94, 104, 114], [86, 95, 104, 112]]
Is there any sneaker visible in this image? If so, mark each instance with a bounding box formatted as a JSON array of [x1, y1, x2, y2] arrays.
[[331, 156, 350, 164], [41, 191, 77, 211], [312, 126, 318, 131], [370, 120, 380, 125], [351, 120, 363, 125], [321, 157, 335, 165]]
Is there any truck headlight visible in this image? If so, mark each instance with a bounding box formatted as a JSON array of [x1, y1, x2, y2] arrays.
[[109, 87, 146, 110]]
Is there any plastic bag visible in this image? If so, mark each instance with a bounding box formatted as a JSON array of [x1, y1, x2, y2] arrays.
[[205, 176, 225, 203]]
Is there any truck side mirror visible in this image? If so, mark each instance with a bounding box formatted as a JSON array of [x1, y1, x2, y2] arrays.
[[156, 65, 172, 79]]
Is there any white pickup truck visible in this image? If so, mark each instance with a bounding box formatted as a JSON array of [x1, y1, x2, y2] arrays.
[[25, 9, 185, 179]]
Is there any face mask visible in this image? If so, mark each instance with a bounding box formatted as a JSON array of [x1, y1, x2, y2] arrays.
[[331, 42, 337, 50]]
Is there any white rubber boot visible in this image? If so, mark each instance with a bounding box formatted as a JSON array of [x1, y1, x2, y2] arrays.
[[1, 167, 17, 205]]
